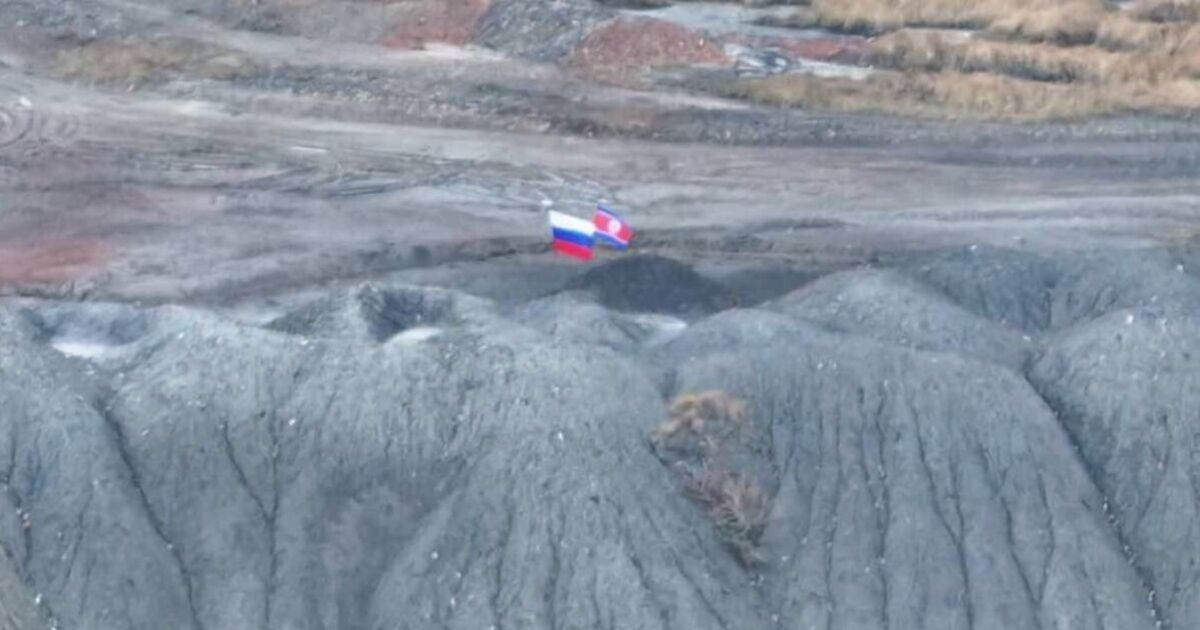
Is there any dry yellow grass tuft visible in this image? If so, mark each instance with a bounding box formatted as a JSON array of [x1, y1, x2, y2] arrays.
[[1094, 16, 1200, 51], [735, 70, 1200, 120], [984, 3, 1111, 45], [985, 6, 1200, 51], [1129, 0, 1200, 23], [870, 29, 1200, 84], [55, 38, 254, 88], [782, 0, 1107, 34], [742, 0, 1200, 120]]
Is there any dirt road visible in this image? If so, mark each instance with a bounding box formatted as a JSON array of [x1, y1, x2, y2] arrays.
[[1, 0, 1198, 307]]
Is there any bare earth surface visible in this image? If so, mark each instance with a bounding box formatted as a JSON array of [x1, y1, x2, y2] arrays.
[[2, 1, 1200, 630], [1, 0, 1198, 307]]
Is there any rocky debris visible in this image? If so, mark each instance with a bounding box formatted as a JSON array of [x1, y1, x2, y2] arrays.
[[570, 16, 730, 83], [1029, 304, 1200, 629], [476, 0, 614, 61], [729, 45, 794, 77]]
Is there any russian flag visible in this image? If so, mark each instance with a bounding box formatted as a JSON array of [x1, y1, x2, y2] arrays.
[[594, 204, 633, 249], [548, 210, 595, 261]]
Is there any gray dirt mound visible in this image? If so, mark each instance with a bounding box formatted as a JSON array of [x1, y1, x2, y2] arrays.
[[511, 291, 687, 353], [568, 254, 737, 316], [650, 308, 811, 373], [770, 268, 1032, 369], [0, 288, 765, 630], [659, 309, 1160, 629], [1029, 304, 1200, 630], [4, 258, 1200, 630], [0, 309, 199, 630], [910, 246, 1200, 332], [266, 284, 493, 343]]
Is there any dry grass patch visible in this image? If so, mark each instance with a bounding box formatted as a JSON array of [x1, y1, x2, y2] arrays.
[[750, 0, 1200, 119], [870, 29, 1200, 83], [735, 70, 1200, 119], [1094, 16, 1200, 51], [778, 0, 1107, 35], [55, 38, 254, 88], [986, 6, 1200, 50], [984, 3, 1111, 45], [1130, 0, 1200, 23]]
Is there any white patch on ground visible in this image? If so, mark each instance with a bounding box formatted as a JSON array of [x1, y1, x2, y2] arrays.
[[171, 100, 226, 118], [629, 314, 688, 347], [289, 145, 329, 155], [393, 326, 443, 345], [791, 58, 874, 80], [51, 339, 122, 360], [418, 44, 507, 62]]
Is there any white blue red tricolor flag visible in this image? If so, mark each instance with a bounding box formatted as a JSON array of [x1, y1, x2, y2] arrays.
[[593, 204, 633, 250], [548, 210, 596, 261]]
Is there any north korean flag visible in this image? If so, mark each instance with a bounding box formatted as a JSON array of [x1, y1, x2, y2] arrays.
[[593, 205, 634, 250]]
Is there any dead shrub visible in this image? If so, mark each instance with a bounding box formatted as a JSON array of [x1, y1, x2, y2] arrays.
[[653, 390, 748, 443], [684, 465, 768, 566]]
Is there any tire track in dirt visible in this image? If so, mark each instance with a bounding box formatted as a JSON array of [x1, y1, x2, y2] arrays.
[[0, 78, 81, 151], [0, 103, 32, 149]]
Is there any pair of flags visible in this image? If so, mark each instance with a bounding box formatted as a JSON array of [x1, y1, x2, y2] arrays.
[[549, 204, 634, 261]]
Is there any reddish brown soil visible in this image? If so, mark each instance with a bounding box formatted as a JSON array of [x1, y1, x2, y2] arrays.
[[571, 17, 731, 83], [381, 0, 493, 49], [774, 35, 871, 63], [0, 238, 110, 288]]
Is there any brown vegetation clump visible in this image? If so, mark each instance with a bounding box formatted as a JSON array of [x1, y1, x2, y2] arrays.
[[651, 390, 767, 566], [683, 464, 768, 566], [735, 70, 1200, 120], [653, 390, 748, 444]]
